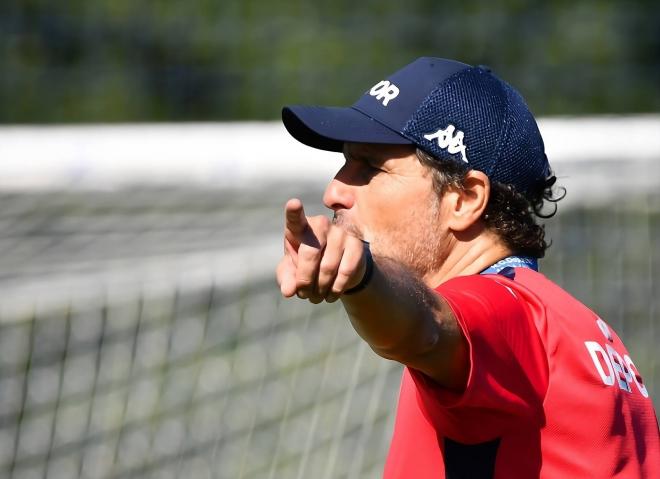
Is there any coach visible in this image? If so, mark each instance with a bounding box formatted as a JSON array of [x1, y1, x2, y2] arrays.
[[276, 58, 659, 478]]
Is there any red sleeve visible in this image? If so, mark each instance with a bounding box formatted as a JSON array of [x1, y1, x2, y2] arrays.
[[407, 274, 549, 443]]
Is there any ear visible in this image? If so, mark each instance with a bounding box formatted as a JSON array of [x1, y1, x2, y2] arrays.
[[444, 170, 490, 232]]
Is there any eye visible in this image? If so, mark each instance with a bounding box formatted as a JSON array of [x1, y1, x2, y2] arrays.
[[364, 158, 386, 172], [345, 152, 385, 175], [354, 161, 381, 182]]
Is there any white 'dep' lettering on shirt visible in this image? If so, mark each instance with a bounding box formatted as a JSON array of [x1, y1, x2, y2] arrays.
[[369, 80, 400, 106], [584, 316, 650, 398], [624, 354, 649, 398], [585, 341, 615, 386], [423, 125, 468, 163]]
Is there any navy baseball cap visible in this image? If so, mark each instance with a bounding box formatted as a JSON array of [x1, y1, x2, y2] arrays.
[[282, 57, 551, 196]]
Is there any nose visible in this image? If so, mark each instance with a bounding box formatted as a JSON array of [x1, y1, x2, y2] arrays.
[[323, 175, 355, 211]]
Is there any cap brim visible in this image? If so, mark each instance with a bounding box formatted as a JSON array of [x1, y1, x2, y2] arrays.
[[282, 105, 412, 152]]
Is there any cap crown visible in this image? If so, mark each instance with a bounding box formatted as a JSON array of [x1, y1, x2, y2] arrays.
[[352, 58, 469, 133], [353, 58, 549, 195]]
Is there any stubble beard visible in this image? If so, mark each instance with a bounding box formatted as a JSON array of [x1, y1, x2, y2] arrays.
[[381, 208, 447, 282], [333, 207, 446, 282]]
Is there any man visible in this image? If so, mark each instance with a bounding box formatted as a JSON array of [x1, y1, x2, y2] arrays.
[[276, 58, 659, 478]]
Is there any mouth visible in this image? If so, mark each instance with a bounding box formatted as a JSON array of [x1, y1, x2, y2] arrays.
[[332, 213, 364, 240]]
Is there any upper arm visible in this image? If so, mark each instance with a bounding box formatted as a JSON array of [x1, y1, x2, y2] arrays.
[[379, 292, 469, 392], [408, 275, 549, 433], [341, 261, 547, 403]]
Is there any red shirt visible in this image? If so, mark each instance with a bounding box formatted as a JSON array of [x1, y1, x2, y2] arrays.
[[384, 268, 659, 478]]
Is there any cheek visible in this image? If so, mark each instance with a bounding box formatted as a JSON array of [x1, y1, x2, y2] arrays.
[[368, 189, 439, 243], [360, 184, 405, 234], [355, 175, 440, 243]]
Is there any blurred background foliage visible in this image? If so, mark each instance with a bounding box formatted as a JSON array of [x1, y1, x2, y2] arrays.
[[1, 0, 659, 123]]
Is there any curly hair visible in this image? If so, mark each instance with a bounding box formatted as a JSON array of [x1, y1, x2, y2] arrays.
[[416, 148, 565, 258]]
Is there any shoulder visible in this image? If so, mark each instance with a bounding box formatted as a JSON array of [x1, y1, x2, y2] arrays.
[[435, 273, 528, 314], [434, 271, 547, 355]]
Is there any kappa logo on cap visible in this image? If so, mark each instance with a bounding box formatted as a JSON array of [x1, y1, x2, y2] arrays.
[[368, 80, 400, 106], [424, 125, 468, 163]]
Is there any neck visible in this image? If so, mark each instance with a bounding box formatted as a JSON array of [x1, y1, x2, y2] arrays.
[[423, 232, 512, 287]]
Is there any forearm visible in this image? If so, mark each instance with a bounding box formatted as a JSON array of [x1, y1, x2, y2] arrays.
[[340, 255, 468, 388]]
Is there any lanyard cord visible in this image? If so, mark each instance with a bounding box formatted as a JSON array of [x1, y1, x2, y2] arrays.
[[480, 255, 538, 275]]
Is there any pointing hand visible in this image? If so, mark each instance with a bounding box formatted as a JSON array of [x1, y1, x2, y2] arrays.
[[276, 198, 367, 303]]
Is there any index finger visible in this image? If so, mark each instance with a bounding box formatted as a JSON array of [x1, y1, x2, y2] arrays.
[[285, 198, 308, 238]]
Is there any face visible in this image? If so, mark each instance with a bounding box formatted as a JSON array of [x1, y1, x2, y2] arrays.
[[323, 142, 453, 280]]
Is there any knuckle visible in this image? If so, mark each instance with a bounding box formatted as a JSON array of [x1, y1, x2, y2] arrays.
[[337, 265, 354, 279], [298, 245, 322, 261], [319, 261, 337, 277], [296, 277, 314, 288], [347, 256, 362, 271]]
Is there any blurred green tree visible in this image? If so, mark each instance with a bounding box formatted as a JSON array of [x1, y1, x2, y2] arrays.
[[0, 0, 658, 122]]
